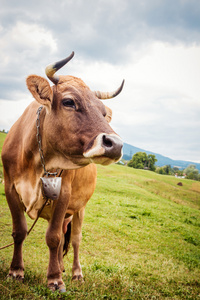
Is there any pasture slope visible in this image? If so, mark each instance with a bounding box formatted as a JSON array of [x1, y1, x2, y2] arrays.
[[0, 132, 199, 299]]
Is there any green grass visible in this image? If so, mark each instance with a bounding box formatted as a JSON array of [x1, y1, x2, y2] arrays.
[[0, 132, 200, 299]]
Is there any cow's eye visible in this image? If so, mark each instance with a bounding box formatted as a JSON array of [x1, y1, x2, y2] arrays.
[[62, 99, 76, 109]]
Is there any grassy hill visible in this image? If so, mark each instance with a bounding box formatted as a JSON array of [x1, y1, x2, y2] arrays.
[[0, 132, 200, 299]]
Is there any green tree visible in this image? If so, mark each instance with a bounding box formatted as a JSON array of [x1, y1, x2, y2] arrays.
[[128, 152, 147, 169], [156, 165, 174, 175], [128, 152, 157, 171], [156, 166, 163, 174], [184, 164, 199, 181], [147, 154, 157, 171], [163, 164, 172, 175]]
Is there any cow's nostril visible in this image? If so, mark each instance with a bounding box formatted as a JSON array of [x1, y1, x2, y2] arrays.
[[101, 134, 123, 160], [103, 135, 113, 148]]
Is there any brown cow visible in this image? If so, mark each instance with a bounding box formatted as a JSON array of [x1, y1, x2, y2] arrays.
[[1, 52, 124, 292]]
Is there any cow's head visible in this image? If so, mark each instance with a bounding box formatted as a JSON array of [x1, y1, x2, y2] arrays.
[[26, 52, 124, 169]]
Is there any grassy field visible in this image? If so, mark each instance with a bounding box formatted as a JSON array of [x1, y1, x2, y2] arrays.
[[0, 132, 200, 299]]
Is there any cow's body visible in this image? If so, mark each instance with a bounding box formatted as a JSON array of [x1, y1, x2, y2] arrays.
[[1, 53, 123, 292], [3, 100, 97, 221]]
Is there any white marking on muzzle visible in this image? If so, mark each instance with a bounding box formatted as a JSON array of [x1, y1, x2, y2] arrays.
[[83, 133, 106, 158], [83, 133, 122, 159]]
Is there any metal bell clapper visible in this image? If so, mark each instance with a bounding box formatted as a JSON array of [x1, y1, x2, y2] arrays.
[[40, 177, 62, 200]]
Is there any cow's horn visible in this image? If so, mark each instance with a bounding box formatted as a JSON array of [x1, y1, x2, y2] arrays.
[[94, 79, 125, 99], [45, 51, 75, 84]]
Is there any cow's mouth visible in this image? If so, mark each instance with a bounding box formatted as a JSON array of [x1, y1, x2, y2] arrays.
[[87, 156, 121, 165]]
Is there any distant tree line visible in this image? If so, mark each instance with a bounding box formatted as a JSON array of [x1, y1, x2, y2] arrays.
[[156, 165, 179, 175], [127, 152, 200, 181], [156, 164, 200, 180], [183, 164, 200, 181], [127, 152, 157, 171], [0, 129, 8, 134]]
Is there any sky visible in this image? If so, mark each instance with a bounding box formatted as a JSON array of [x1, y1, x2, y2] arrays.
[[0, 0, 200, 163]]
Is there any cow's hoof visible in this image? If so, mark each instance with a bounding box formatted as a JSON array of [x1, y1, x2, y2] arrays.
[[7, 271, 24, 282], [58, 283, 66, 293], [72, 274, 84, 282], [48, 282, 66, 293]]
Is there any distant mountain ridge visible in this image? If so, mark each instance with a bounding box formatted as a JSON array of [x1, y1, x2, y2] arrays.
[[123, 142, 200, 172]]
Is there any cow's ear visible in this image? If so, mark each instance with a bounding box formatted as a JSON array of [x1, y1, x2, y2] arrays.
[[26, 75, 53, 111], [105, 105, 112, 123]]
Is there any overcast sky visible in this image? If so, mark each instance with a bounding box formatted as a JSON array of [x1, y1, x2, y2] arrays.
[[0, 0, 200, 162]]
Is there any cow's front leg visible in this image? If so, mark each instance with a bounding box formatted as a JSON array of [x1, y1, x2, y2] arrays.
[[45, 191, 70, 293], [71, 207, 85, 281], [5, 184, 27, 281], [58, 233, 65, 273]]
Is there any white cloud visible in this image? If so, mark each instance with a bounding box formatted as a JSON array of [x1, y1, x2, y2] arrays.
[[129, 42, 200, 99], [12, 21, 57, 52], [0, 21, 57, 63], [0, 21, 58, 99], [0, 96, 33, 130]]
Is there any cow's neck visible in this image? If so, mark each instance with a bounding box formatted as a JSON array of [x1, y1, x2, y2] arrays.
[[36, 106, 58, 177], [34, 105, 82, 173]]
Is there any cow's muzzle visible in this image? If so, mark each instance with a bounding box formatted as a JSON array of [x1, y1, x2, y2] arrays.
[[83, 133, 123, 165]]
